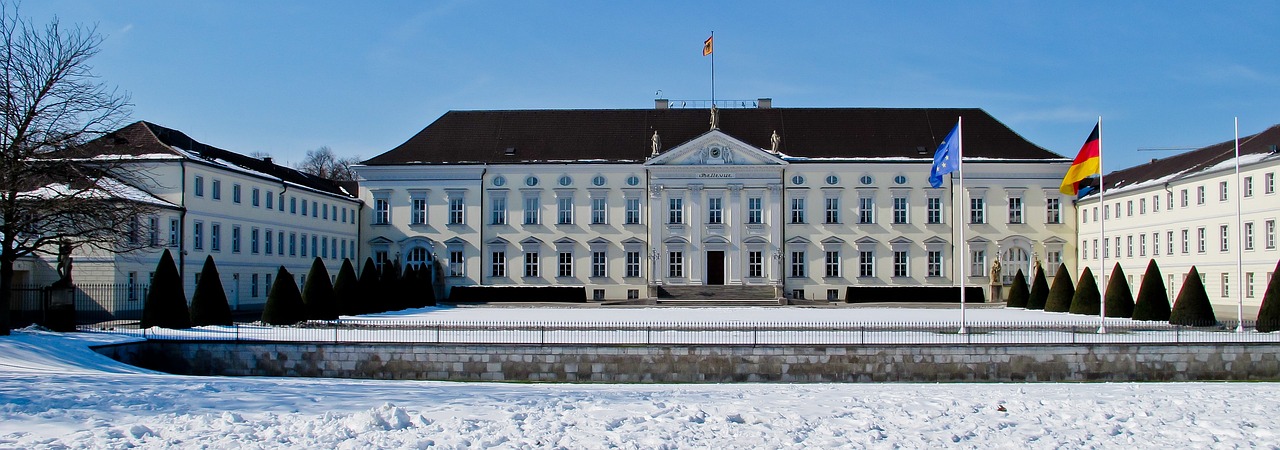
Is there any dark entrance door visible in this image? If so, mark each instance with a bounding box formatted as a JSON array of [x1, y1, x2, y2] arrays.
[[706, 251, 725, 285]]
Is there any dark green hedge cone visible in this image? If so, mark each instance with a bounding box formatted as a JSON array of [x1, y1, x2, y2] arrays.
[[381, 261, 404, 311], [261, 266, 306, 325], [1026, 266, 1050, 310], [1169, 266, 1217, 326], [302, 257, 338, 320], [141, 249, 192, 329], [1132, 259, 1171, 321], [1104, 263, 1135, 318], [1068, 267, 1101, 315], [1255, 259, 1280, 332], [419, 263, 438, 307], [1043, 264, 1076, 313], [333, 259, 360, 316], [189, 256, 232, 326], [358, 258, 382, 314], [1006, 269, 1029, 308]]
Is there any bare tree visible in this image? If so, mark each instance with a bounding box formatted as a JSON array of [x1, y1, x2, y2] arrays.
[[295, 146, 359, 181], [0, 3, 143, 335]]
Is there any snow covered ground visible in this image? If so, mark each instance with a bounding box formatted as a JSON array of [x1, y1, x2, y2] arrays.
[[3, 325, 1280, 448]]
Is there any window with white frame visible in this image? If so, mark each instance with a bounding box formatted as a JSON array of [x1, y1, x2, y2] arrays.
[[1008, 197, 1023, 224], [970, 250, 986, 277], [625, 251, 641, 278], [169, 218, 180, 247], [790, 251, 806, 278], [448, 195, 464, 225], [373, 194, 390, 225], [708, 196, 724, 224], [251, 187, 260, 207], [748, 251, 763, 278], [1222, 273, 1230, 298], [893, 250, 908, 277], [250, 228, 260, 254], [1152, 232, 1160, 256], [892, 196, 909, 224], [490, 195, 507, 225], [790, 197, 806, 224], [668, 251, 684, 278], [747, 196, 763, 224], [1082, 240, 1089, 260], [1093, 238, 1099, 259], [232, 225, 241, 253], [825, 251, 840, 278], [824, 197, 840, 224], [1139, 233, 1146, 257], [1104, 237, 1110, 258], [1114, 237, 1120, 259], [277, 231, 285, 255], [1220, 225, 1230, 252], [448, 249, 464, 277], [927, 250, 943, 277], [1126, 200, 1133, 217], [1139, 198, 1146, 214], [858, 196, 875, 224], [193, 176, 205, 197], [1245, 176, 1254, 197], [1266, 172, 1276, 195], [1247, 273, 1255, 298], [1219, 181, 1228, 202], [1126, 235, 1132, 257], [1246, 222, 1256, 251], [927, 196, 942, 224], [625, 197, 641, 225], [591, 197, 607, 224], [1046, 197, 1061, 224], [859, 250, 875, 278], [1197, 186, 1205, 205], [1197, 227, 1206, 253], [264, 229, 273, 255], [969, 197, 985, 224], [557, 195, 574, 225], [211, 223, 221, 251], [1267, 220, 1276, 249], [1180, 189, 1189, 207], [591, 250, 607, 278], [558, 251, 574, 278], [1166, 191, 1174, 210], [411, 196, 427, 225], [1182, 229, 1190, 254], [523, 195, 540, 225], [490, 250, 506, 277], [524, 252, 539, 278], [232, 184, 241, 203], [1152, 194, 1160, 212], [668, 197, 684, 224], [1167, 231, 1174, 255], [1046, 250, 1063, 274]]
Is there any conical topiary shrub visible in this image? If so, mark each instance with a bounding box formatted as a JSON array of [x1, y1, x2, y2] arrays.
[[358, 257, 383, 314], [1169, 266, 1217, 326], [1104, 263, 1135, 318], [1068, 267, 1101, 315], [418, 262, 438, 307], [333, 258, 360, 316], [1255, 259, 1280, 332], [1006, 269, 1029, 308], [1132, 259, 1171, 321], [261, 266, 306, 325], [1043, 264, 1075, 313], [141, 249, 192, 329], [1026, 266, 1050, 310], [302, 257, 338, 320], [189, 255, 232, 326], [381, 260, 403, 311]]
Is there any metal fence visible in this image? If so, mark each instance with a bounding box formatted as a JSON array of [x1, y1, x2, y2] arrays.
[[91, 319, 1280, 346], [8, 283, 147, 328]]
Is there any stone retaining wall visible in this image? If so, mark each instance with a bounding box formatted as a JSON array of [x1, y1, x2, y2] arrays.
[[94, 341, 1280, 383]]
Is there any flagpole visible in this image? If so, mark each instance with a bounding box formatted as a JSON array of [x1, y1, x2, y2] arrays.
[[1098, 117, 1107, 334], [1235, 117, 1244, 332], [958, 117, 967, 335], [710, 31, 715, 106]]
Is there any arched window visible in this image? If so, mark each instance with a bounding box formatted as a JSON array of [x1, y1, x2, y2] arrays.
[[406, 246, 430, 269]]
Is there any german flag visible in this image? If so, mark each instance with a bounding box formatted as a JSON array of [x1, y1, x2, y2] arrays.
[[703, 35, 713, 56], [1059, 122, 1101, 196]]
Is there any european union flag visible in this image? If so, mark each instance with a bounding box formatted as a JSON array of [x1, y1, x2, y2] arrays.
[[928, 123, 960, 188]]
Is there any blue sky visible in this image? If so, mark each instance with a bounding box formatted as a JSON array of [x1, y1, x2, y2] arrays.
[[24, 1, 1280, 171]]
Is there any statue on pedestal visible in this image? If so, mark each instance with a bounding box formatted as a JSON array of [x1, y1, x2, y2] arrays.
[[650, 131, 661, 158], [770, 130, 781, 154], [990, 259, 1002, 285], [709, 105, 719, 130], [54, 241, 74, 288]]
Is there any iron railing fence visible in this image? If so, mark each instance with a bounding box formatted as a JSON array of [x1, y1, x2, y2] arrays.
[[7, 284, 46, 328], [87, 319, 1280, 346], [8, 283, 148, 327]]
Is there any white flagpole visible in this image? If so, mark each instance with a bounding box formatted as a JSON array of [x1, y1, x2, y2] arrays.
[[710, 31, 715, 106], [958, 117, 968, 335], [1235, 117, 1244, 332], [1098, 117, 1107, 334]]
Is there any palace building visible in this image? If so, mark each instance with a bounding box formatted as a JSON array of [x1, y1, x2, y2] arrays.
[[356, 100, 1076, 302]]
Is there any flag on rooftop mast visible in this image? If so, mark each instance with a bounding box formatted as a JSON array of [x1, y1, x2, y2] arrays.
[[703, 33, 715, 106], [929, 119, 968, 333]]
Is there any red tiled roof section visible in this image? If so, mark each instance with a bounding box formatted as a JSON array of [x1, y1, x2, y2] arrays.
[[1102, 124, 1280, 192], [364, 108, 1061, 165]]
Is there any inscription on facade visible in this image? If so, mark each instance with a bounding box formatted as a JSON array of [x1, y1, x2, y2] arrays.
[[697, 173, 734, 178]]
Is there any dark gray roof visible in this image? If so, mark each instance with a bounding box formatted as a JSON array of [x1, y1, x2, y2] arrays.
[[1099, 124, 1280, 194]]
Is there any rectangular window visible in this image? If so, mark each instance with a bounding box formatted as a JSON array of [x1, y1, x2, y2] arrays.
[[1046, 198, 1061, 224], [860, 250, 875, 278], [893, 197, 908, 224], [524, 196, 540, 225], [1008, 197, 1023, 224], [291, 196, 299, 214], [790, 197, 806, 224], [194, 175, 204, 197], [411, 198, 427, 225], [1126, 200, 1133, 217], [232, 184, 241, 203], [1247, 273, 1255, 298], [668, 198, 684, 224], [1114, 237, 1120, 260], [265, 273, 273, 295], [373, 198, 389, 225], [210, 223, 221, 252], [1219, 181, 1229, 202], [1139, 198, 1146, 214], [232, 225, 241, 253], [449, 250, 464, 277], [1104, 237, 1110, 258], [557, 197, 574, 224], [490, 251, 506, 277], [1267, 220, 1277, 249], [1267, 172, 1276, 195], [1152, 195, 1160, 212], [266, 191, 275, 210], [278, 231, 284, 255], [708, 197, 723, 224], [1166, 191, 1173, 210], [559, 252, 574, 278], [591, 251, 607, 278], [1167, 231, 1174, 255], [748, 251, 763, 278], [626, 251, 641, 278], [251, 187, 260, 207], [251, 228, 260, 254], [858, 197, 875, 224], [1093, 238, 1099, 259], [524, 252, 539, 278], [212, 180, 222, 200], [1221, 225, 1230, 252], [311, 201, 318, 218], [147, 217, 160, 247], [289, 232, 297, 256], [825, 251, 840, 278], [311, 235, 317, 258], [1197, 186, 1205, 205], [1126, 235, 1133, 257], [251, 274, 259, 298], [747, 197, 763, 224], [893, 250, 908, 277], [300, 199, 306, 216], [1047, 251, 1062, 274], [591, 198, 607, 225], [1082, 240, 1089, 260], [927, 197, 942, 224], [1197, 227, 1206, 253], [264, 229, 273, 255], [322, 203, 328, 220], [449, 197, 464, 225], [490, 196, 507, 225], [970, 250, 986, 277], [1181, 189, 1189, 207], [1182, 229, 1190, 254], [300, 233, 308, 257], [1245, 176, 1254, 197], [668, 251, 683, 278], [628, 289, 639, 300], [1139, 234, 1146, 257], [790, 251, 806, 278], [169, 218, 180, 247], [927, 250, 943, 277], [825, 197, 840, 224], [625, 198, 641, 225], [1222, 273, 1230, 298], [1152, 232, 1160, 256], [970, 197, 985, 224]]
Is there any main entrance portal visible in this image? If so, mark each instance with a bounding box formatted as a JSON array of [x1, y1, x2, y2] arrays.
[[706, 251, 725, 285]]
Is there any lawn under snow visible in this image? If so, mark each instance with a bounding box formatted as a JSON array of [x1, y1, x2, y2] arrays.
[[3, 325, 1279, 448]]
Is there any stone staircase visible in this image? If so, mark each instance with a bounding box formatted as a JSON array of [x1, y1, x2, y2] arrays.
[[655, 285, 781, 307]]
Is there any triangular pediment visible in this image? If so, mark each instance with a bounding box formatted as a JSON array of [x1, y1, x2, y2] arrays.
[[644, 130, 787, 167]]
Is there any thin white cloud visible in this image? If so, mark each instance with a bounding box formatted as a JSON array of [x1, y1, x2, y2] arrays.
[[1005, 106, 1099, 124], [119, 23, 133, 34]]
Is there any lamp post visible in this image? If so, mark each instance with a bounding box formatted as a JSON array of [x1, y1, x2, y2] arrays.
[[772, 249, 784, 300]]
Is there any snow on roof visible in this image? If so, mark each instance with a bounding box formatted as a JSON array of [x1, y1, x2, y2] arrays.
[[18, 177, 178, 209]]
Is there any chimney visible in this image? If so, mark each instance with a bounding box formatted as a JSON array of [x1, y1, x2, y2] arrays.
[[655, 98, 669, 110], [263, 156, 273, 165], [757, 98, 772, 109]]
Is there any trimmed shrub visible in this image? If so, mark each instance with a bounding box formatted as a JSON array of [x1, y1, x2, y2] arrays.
[[141, 249, 191, 329], [302, 257, 338, 320], [1006, 269, 1029, 308], [1132, 259, 1171, 321], [333, 259, 360, 316], [1068, 267, 1101, 315], [1256, 259, 1280, 332], [1026, 267, 1050, 310], [843, 286, 984, 303], [1043, 264, 1075, 313], [1169, 266, 1217, 326], [261, 266, 306, 325], [1104, 263, 1135, 318], [381, 260, 403, 311], [189, 255, 232, 326], [357, 258, 382, 314]]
